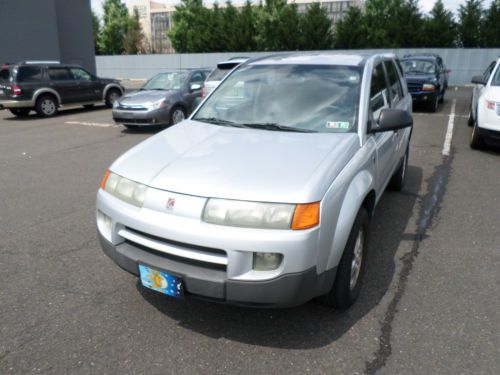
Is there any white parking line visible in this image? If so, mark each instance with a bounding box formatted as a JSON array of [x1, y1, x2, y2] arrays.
[[442, 99, 456, 156], [65, 121, 118, 128]]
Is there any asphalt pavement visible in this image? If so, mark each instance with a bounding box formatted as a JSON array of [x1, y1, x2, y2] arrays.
[[0, 88, 498, 374]]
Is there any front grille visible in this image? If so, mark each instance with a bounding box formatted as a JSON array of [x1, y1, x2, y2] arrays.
[[118, 105, 147, 111], [119, 227, 227, 271], [114, 118, 155, 124], [407, 82, 422, 92]]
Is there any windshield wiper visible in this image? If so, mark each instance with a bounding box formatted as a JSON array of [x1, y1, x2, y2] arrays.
[[195, 117, 246, 128], [241, 122, 317, 133]]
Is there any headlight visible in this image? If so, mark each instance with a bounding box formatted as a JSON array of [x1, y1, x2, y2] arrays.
[[202, 199, 319, 230], [112, 100, 120, 109], [422, 83, 435, 91], [100, 170, 148, 208], [148, 99, 166, 110]]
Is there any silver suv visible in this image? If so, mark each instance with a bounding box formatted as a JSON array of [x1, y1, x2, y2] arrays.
[[96, 53, 412, 309]]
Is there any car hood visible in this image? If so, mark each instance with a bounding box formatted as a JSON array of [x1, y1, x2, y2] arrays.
[[110, 120, 360, 203], [119, 90, 175, 105], [404, 74, 436, 83]]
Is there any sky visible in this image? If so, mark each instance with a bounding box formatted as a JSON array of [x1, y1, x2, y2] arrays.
[[91, 0, 494, 16]]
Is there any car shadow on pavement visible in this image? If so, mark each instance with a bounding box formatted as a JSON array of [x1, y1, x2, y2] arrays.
[[137, 166, 423, 350], [2, 105, 109, 121]]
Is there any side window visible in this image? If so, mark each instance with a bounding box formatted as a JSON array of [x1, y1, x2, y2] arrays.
[[70, 68, 92, 81], [48, 68, 73, 81], [16, 66, 44, 82], [384, 61, 403, 105], [190, 72, 204, 84], [370, 63, 389, 118], [483, 62, 496, 83]]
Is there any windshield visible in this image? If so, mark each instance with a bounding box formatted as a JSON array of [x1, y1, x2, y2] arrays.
[[401, 59, 436, 75], [142, 71, 188, 91], [193, 64, 361, 133]]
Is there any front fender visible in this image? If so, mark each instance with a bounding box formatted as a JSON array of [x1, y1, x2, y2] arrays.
[[326, 170, 374, 270]]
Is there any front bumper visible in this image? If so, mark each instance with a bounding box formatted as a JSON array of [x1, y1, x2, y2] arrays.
[[96, 189, 335, 307], [112, 107, 170, 126], [0, 99, 34, 109], [409, 91, 437, 104], [477, 127, 500, 146]]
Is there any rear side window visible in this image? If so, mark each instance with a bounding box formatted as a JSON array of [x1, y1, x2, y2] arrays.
[[206, 68, 231, 81], [0, 68, 11, 82], [384, 61, 403, 105], [48, 68, 73, 81], [17, 66, 44, 82]]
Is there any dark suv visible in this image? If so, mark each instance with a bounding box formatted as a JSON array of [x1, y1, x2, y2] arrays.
[[0, 61, 124, 117], [400, 54, 449, 112]]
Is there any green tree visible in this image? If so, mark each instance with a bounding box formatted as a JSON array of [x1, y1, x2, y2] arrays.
[[334, 5, 367, 49], [123, 8, 144, 54], [397, 0, 425, 47], [92, 11, 101, 55], [422, 0, 456, 47], [99, 0, 130, 55], [168, 0, 208, 52], [457, 0, 484, 47], [255, 0, 302, 51], [237, 0, 257, 51], [482, 0, 500, 47], [300, 3, 333, 50]]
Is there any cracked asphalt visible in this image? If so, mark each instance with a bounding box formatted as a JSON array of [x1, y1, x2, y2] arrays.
[[0, 88, 498, 374]]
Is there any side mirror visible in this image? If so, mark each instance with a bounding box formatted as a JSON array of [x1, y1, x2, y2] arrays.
[[371, 109, 413, 133], [471, 75, 485, 85], [190, 82, 202, 91]]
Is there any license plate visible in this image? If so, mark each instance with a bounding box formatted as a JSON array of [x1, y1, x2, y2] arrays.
[[138, 264, 183, 298]]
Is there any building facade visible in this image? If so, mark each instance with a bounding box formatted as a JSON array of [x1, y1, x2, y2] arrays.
[[128, 0, 364, 54], [0, 0, 96, 73]]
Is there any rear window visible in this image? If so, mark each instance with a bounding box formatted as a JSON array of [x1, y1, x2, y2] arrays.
[[0, 68, 11, 82], [207, 68, 233, 81], [16, 66, 44, 82]]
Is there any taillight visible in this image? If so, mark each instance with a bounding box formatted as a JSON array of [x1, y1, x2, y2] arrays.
[[201, 85, 206, 98], [13, 85, 22, 95], [486, 100, 496, 110]]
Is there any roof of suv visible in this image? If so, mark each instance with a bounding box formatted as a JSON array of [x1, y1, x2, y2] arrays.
[[248, 52, 395, 67]]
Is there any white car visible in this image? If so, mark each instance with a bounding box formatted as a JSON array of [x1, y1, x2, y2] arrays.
[[202, 58, 247, 98], [469, 58, 500, 149]]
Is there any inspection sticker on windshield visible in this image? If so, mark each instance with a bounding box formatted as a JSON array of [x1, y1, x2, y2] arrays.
[[326, 121, 350, 129]]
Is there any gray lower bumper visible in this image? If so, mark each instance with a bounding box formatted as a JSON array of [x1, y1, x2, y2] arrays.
[[112, 108, 170, 126], [0, 99, 34, 109], [98, 231, 336, 307]]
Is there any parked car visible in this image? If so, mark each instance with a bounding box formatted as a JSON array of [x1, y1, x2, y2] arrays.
[[0, 61, 124, 117], [112, 69, 211, 129], [468, 58, 500, 149], [201, 58, 247, 98], [96, 53, 413, 309], [400, 54, 449, 112]]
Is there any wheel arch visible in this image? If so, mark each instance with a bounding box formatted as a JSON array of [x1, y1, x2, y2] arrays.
[[33, 88, 61, 106], [102, 83, 123, 100]]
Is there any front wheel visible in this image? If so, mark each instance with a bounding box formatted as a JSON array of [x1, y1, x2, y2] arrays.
[[9, 108, 30, 117], [170, 106, 186, 125], [319, 208, 370, 309], [105, 89, 121, 108], [428, 94, 439, 113]]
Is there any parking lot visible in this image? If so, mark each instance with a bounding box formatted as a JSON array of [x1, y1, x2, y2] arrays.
[[0, 87, 498, 374]]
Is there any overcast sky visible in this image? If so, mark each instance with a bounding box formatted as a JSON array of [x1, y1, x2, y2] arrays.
[[91, 0, 494, 16]]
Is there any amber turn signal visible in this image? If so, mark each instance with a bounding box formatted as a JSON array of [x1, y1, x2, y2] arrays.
[[100, 169, 110, 190], [291, 202, 320, 230]]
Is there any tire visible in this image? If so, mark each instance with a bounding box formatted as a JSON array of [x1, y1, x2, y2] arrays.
[[170, 106, 186, 125], [35, 95, 58, 117], [319, 208, 370, 310], [439, 89, 445, 103], [428, 94, 439, 113], [470, 121, 485, 150], [9, 108, 30, 117], [105, 89, 121, 108], [388, 147, 409, 191]]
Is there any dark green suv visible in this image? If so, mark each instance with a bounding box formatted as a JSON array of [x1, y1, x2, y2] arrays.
[[0, 61, 124, 117]]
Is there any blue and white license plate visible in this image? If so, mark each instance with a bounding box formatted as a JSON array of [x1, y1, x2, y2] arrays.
[[138, 264, 183, 298]]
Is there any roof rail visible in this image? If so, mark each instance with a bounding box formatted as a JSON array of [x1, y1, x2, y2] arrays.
[[21, 60, 61, 65]]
